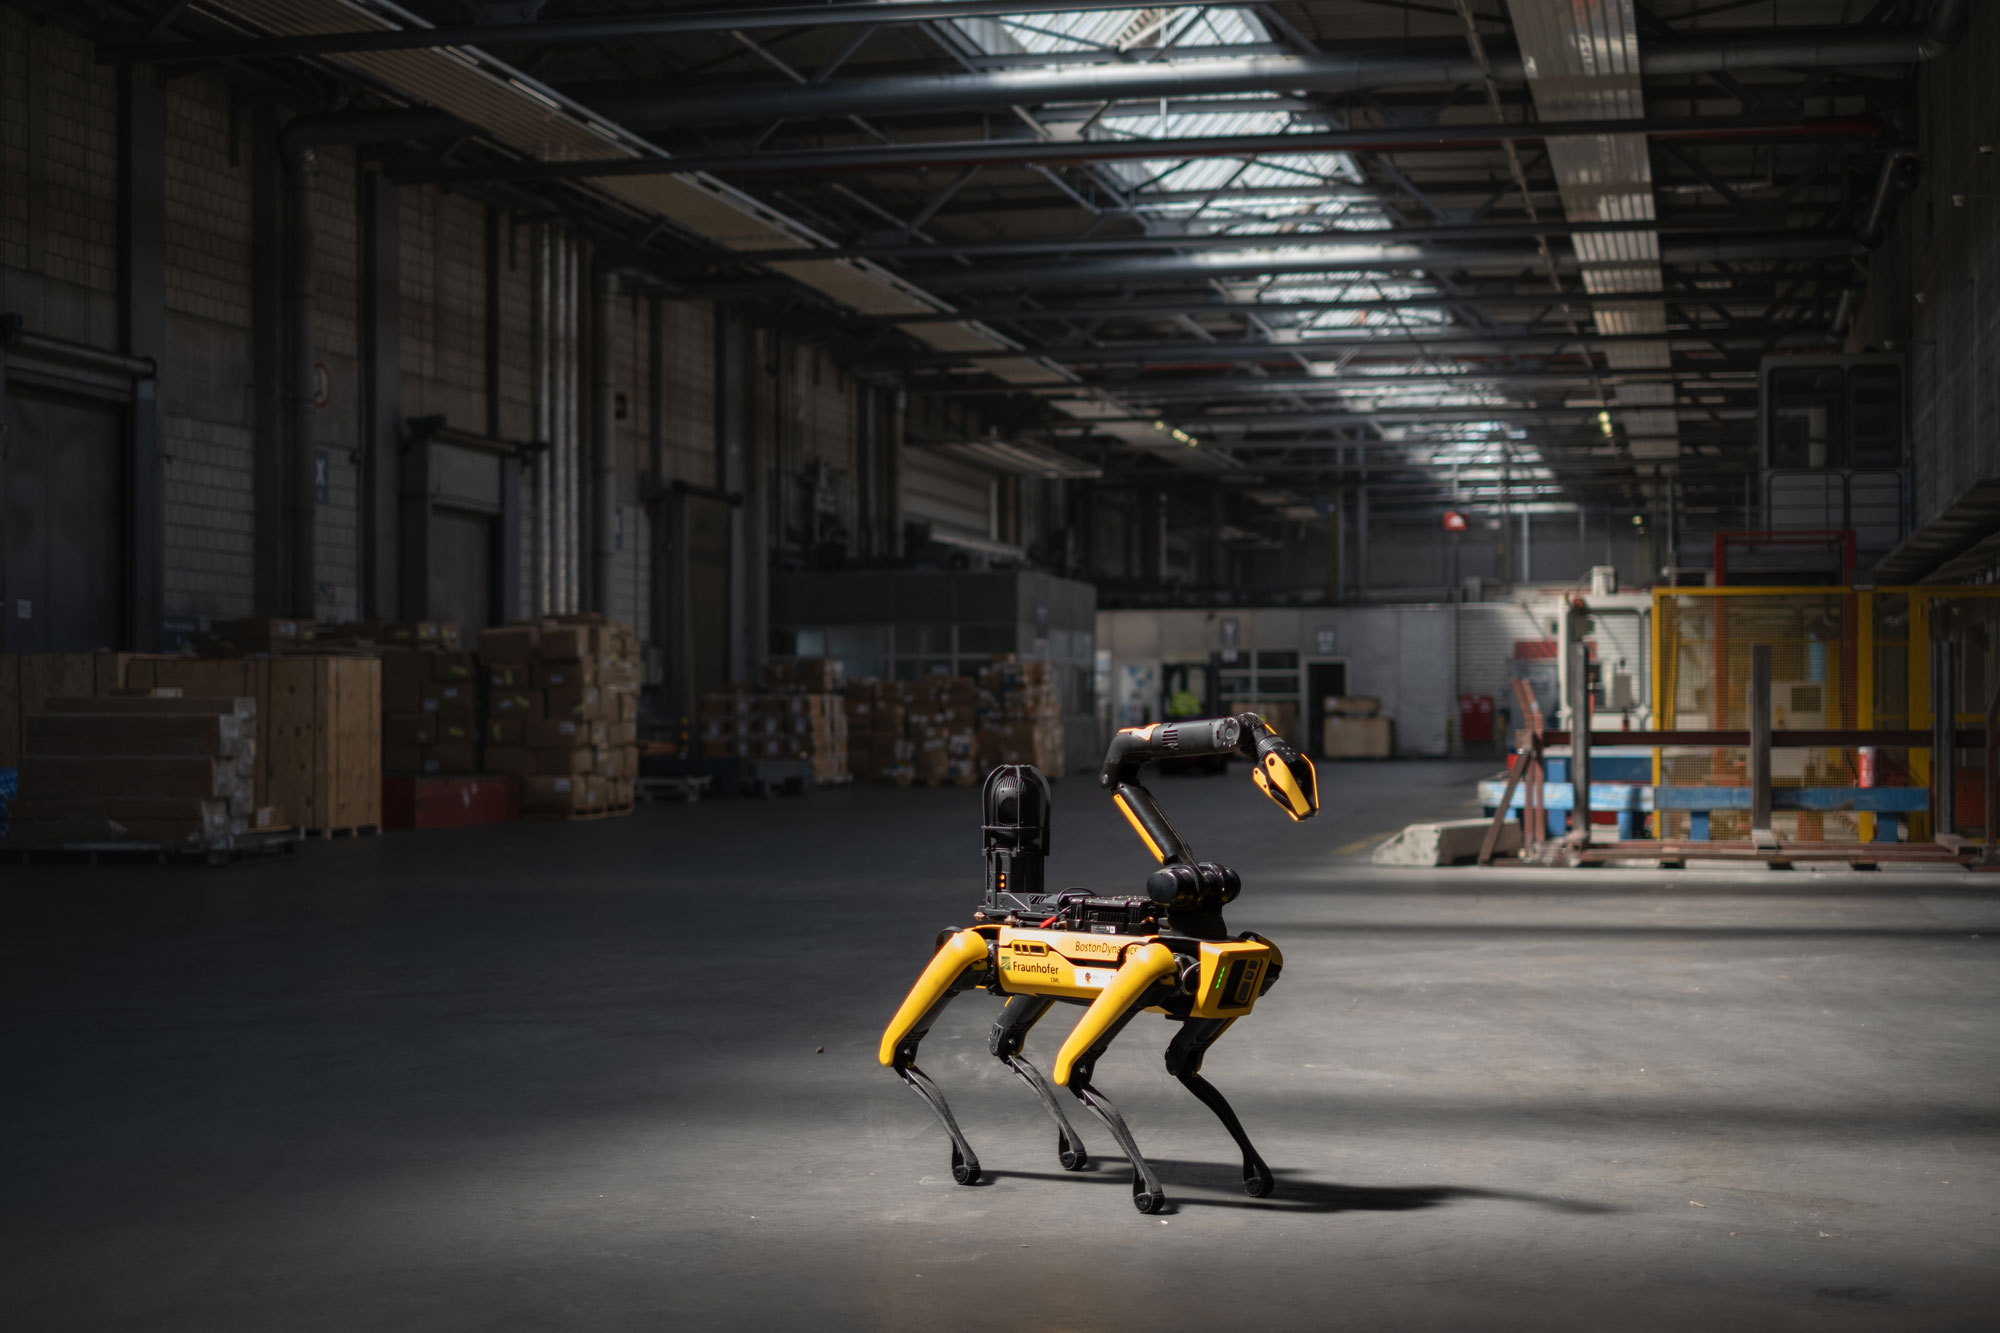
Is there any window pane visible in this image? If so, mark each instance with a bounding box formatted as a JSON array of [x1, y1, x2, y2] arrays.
[[1256, 650, 1299, 670]]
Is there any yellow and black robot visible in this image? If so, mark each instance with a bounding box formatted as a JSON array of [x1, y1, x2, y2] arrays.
[[879, 714, 1318, 1214]]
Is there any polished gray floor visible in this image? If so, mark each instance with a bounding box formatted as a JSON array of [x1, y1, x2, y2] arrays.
[[3, 760, 1997, 1330]]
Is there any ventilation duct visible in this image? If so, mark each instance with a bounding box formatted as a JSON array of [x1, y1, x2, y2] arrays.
[[1507, 0, 1678, 464]]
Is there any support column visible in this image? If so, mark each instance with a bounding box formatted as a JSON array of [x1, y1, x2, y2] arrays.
[[359, 171, 400, 619], [286, 143, 320, 619], [117, 66, 165, 650], [490, 208, 520, 625], [591, 269, 617, 613], [251, 108, 287, 614]]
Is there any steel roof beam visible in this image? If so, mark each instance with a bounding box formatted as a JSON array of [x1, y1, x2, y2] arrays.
[[100, 1, 1263, 64], [574, 9, 1964, 127], [391, 114, 1887, 186], [863, 324, 1824, 370]]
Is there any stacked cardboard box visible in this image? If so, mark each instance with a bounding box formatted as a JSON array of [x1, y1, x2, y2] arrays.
[[976, 656, 1065, 774], [6, 694, 282, 844], [319, 620, 463, 652], [697, 661, 850, 783], [1323, 695, 1391, 759], [377, 633, 480, 776], [843, 678, 913, 784], [190, 617, 317, 657], [479, 615, 640, 817], [907, 674, 979, 786]]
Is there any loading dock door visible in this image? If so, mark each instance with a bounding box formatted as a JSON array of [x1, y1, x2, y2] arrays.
[[2, 387, 125, 651], [687, 492, 731, 701], [429, 507, 496, 634]]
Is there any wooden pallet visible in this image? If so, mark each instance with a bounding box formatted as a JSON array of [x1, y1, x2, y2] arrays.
[[304, 823, 381, 839], [0, 827, 303, 866], [636, 776, 711, 804], [521, 802, 635, 822]]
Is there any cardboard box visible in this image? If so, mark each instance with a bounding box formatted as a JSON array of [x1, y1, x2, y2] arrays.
[[1323, 716, 1393, 759], [422, 682, 475, 712], [536, 746, 593, 776], [482, 745, 538, 778], [521, 774, 582, 811], [477, 625, 540, 666], [421, 741, 480, 773], [381, 653, 431, 714], [484, 717, 525, 747], [538, 625, 592, 661], [545, 685, 601, 721], [384, 743, 424, 773], [532, 658, 596, 691], [429, 712, 478, 745], [384, 712, 436, 748], [429, 652, 477, 683], [526, 718, 584, 749], [1328, 696, 1381, 718], [487, 665, 531, 690], [488, 690, 543, 721]]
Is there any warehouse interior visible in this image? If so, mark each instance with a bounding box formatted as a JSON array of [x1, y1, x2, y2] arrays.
[[3, 0, 1998, 1327]]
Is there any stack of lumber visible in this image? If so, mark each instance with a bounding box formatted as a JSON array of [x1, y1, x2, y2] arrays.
[[124, 655, 381, 835], [479, 615, 640, 817], [6, 695, 282, 845]]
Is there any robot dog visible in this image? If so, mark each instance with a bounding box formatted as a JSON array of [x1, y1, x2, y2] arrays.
[[879, 715, 1318, 1213]]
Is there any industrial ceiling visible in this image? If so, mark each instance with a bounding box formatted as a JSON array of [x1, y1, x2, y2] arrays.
[[89, 0, 1961, 532]]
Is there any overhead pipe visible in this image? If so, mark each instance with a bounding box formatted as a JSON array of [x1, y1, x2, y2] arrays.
[[1832, 146, 1922, 341], [103, 2, 1259, 64], [864, 324, 1829, 370], [396, 115, 1887, 186], [722, 219, 1832, 266], [590, 3, 1966, 127], [909, 234, 1860, 291]]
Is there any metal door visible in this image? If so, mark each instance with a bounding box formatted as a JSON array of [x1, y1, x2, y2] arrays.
[[429, 506, 495, 634], [2, 387, 125, 651]]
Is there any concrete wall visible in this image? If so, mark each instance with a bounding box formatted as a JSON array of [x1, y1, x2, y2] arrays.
[[0, 13, 947, 662], [1847, 3, 2000, 535]]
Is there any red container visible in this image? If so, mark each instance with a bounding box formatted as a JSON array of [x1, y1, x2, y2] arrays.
[[383, 774, 521, 830], [1459, 693, 1494, 744]]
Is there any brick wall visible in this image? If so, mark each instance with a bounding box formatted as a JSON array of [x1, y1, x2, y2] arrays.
[[2, 13, 941, 656], [161, 72, 256, 618]]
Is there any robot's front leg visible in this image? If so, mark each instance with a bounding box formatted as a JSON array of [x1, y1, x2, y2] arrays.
[[1053, 943, 1180, 1214], [1165, 1018, 1275, 1198], [989, 995, 1090, 1171], [879, 930, 993, 1185]]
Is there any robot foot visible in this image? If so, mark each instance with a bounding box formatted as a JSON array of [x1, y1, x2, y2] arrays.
[[1177, 1069, 1274, 1198], [897, 1062, 982, 1185], [1071, 1079, 1167, 1213]]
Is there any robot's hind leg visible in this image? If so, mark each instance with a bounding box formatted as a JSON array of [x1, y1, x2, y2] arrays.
[[989, 994, 1089, 1171], [1165, 1018, 1275, 1198]]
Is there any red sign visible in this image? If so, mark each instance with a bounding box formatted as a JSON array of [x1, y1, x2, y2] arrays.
[[1443, 509, 1469, 532]]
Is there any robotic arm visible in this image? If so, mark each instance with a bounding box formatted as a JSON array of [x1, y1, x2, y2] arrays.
[[1100, 714, 1318, 857], [1099, 714, 1318, 940]]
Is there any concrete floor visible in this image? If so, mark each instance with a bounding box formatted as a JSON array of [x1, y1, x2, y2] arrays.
[[3, 759, 1997, 1331]]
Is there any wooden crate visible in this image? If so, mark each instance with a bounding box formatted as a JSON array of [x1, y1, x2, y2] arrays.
[[0, 653, 135, 768], [125, 656, 381, 833]]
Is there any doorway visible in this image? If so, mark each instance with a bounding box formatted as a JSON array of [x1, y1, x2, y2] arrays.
[[1306, 660, 1349, 757], [2, 387, 126, 651], [429, 506, 497, 634]]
